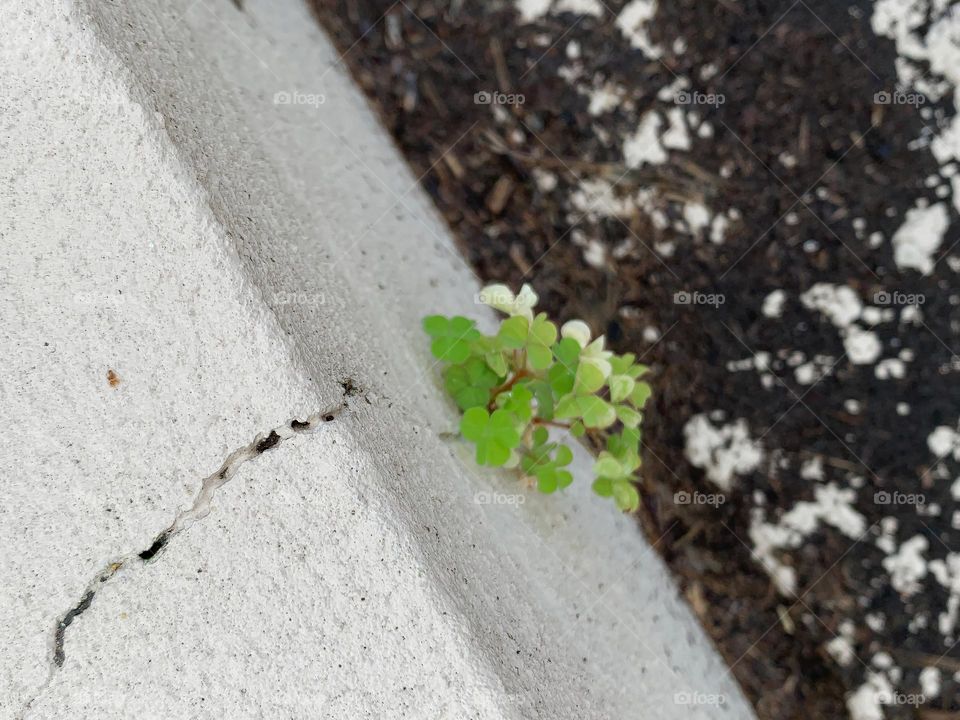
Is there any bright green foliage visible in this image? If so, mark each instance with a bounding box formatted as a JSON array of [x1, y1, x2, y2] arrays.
[[591, 428, 643, 511], [521, 427, 574, 493], [445, 356, 500, 410], [496, 384, 535, 423], [423, 315, 481, 364], [497, 313, 558, 370], [460, 407, 522, 467], [548, 338, 580, 395], [555, 394, 617, 429], [423, 287, 652, 512]]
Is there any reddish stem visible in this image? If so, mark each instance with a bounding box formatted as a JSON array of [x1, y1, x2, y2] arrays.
[[532, 419, 572, 429], [489, 369, 530, 400]]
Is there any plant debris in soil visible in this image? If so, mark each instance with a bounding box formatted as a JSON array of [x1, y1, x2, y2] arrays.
[[306, 0, 960, 717]]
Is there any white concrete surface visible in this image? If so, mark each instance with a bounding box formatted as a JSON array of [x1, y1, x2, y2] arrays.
[[0, 1, 755, 718]]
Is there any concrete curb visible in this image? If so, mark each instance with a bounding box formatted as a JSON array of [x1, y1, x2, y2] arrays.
[[0, 1, 755, 717]]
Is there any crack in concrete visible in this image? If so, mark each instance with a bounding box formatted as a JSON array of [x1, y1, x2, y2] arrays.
[[18, 399, 349, 719]]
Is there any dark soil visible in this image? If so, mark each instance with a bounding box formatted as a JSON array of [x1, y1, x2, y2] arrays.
[[307, 0, 960, 717]]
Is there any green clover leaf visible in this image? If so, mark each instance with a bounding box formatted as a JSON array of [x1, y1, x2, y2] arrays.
[[610, 353, 649, 379], [608, 354, 634, 376], [498, 315, 529, 349], [423, 315, 481, 364], [629, 381, 652, 409], [471, 335, 509, 377], [574, 361, 607, 394], [606, 429, 642, 473], [460, 407, 522, 467], [497, 384, 534, 423], [555, 394, 616, 429], [612, 481, 640, 512], [592, 478, 613, 497], [631, 364, 649, 379], [522, 438, 574, 493], [609, 427, 640, 457], [593, 453, 624, 480], [593, 433, 642, 513], [548, 337, 581, 395], [531, 426, 550, 446], [528, 379, 555, 421], [608, 374, 635, 403], [485, 350, 509, 377], [445, 356, 500, 410], [535, 465, 574, 494], [593, 452, 640, 512], [615, 404, 642, 428], [527, 313, 558, 369], [574, 336, 613, 394], [497, 313, 558, 370]]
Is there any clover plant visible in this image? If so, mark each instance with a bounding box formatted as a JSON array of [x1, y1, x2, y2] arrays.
[[423, 284, 651, 511]]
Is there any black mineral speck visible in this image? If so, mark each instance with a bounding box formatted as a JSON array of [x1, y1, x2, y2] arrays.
[[255, 430, 281, 454], [139, 531, 170, 561]]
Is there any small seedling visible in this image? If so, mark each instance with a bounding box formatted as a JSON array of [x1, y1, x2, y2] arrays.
[[423, 284, 651, 511]]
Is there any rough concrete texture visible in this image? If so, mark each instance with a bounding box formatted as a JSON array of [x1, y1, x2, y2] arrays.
[[0, 1, 755, 718]]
